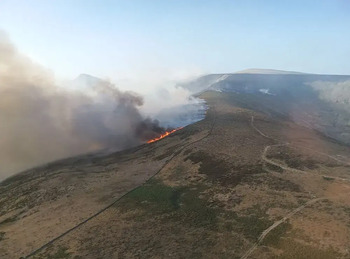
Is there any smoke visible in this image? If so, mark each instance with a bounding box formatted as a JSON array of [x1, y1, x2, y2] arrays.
[[310, 80, 350, 110], [0, 33, 167, 180]]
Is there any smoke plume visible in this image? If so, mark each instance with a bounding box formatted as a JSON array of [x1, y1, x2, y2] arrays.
[[0, 33, 166, 180], [310, 80, 350, 110]]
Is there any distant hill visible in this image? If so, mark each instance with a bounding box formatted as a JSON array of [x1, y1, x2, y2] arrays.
[[74, 73, 103, 85], [63, 73, 106, 91], [182, 69, 350, 145], [235, 68, 305, 74]]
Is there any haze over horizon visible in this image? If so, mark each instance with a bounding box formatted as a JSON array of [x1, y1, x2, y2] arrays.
[[0, 0, 350, 87]]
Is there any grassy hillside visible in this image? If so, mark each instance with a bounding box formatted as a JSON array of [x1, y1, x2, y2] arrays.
[[2, 91, 348, 258]]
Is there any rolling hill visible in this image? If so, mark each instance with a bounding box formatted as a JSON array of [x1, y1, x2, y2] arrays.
[[1, 71, 350, 258]]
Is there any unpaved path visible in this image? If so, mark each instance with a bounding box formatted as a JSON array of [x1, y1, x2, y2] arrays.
[[241, 197, 325, 259], [251, 116, 350, 181], [241, 116, 350, 259], [251, 116, 350, 166], [250, 116, 273, 140], [262, 144, 306, 174]]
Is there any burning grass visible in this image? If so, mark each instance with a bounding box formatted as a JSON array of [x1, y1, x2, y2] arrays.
[[147, 128, 183, 144]]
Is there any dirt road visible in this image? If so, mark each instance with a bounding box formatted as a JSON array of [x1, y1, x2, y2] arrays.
[[241, 197, 325, 259]]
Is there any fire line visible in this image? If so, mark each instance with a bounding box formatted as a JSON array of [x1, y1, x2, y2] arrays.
[[147, 127, 183, 143]]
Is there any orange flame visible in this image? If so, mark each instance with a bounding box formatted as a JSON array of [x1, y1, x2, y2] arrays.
[[147, 127, 183, 143]]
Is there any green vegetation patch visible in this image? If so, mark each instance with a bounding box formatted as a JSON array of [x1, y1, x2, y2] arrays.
[[154, 147, 177, 161], [271, 238, 340, 259], [0, 215, 17, 226], [245, 174, 302, 192], [33, 246, 73, 259], [120, 178, 181, 213], [343, 206, 350, 216], [117, 179, 220, 229], [48, 246, 72, 259], [261, 222, 291, 246], [183, 148, 193, 156], [185, 151, 265, 186], [0, 171, 32, 187], [185, 151, 230, 183], [322, 176, 335, 181], [233, 204, 272, 241], [267, 148, 318, 170], [235, 215, 271, 241], [0, 232, 5, 241], [178, 126, 201, 140], [265, 163, 284, 173], [175, 186, 218, 228], [260, 223, 342, 259]]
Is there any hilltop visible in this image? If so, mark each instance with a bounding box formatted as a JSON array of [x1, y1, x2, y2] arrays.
[[182, 70, 350, 145]]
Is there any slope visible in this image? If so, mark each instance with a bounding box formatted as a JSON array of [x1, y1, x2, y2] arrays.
[[1, 90, 348, 258]]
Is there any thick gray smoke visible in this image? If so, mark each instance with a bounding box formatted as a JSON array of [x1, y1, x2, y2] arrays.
[[0, 33, 166, 180]]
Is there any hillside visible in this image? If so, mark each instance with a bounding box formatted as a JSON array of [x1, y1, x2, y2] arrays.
[[182, 71, 350, 145], [1, 86, 350, 258]]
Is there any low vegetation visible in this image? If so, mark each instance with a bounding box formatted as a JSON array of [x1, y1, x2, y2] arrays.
[[271, 238, 340, 259], [267, 147, 318, 170], [0, 232, 5, 241], [118, 179, 220, 229], [261, 222, 291, 246], [185, 151, 265, 187], [33, 245, 74, 259], [0, 215, 17, 226]]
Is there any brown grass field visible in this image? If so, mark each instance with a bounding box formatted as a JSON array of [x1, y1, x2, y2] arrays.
[[1, 91, 350, 258]]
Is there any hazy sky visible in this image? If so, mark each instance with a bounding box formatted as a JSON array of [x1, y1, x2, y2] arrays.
[[1, 0, 349, 82]]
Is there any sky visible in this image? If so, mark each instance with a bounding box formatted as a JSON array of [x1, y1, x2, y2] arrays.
[[0, 0, 350, 85]]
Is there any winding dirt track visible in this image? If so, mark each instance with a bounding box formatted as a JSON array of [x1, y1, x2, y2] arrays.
[[252, 116, 350, 181], [241, 115, 350, 259], [251, 116, 350, 165], [241, 197, 324, 259], [241, 116, 325, 259], [262, 144, 306, 174]]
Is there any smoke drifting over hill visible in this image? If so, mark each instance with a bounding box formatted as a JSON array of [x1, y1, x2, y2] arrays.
[[310, 80, 350, 110], [0, 33, 170, 180]]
